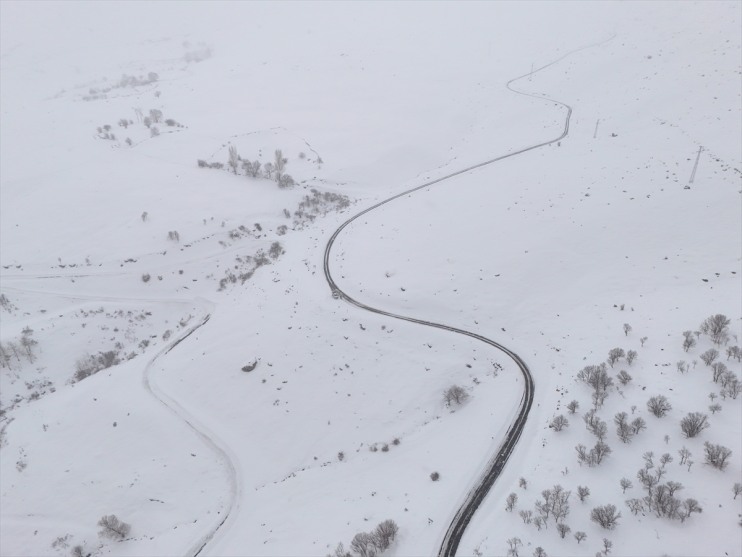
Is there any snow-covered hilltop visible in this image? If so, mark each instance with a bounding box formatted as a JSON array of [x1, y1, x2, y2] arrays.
[[1, 2, 740, 557]]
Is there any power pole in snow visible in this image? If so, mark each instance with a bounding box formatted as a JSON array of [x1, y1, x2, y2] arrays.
[[689, 146, 703, 184], [593, 119, 600, 139]]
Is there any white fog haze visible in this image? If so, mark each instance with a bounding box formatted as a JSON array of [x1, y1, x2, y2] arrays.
[[1, 2, 740, 557]]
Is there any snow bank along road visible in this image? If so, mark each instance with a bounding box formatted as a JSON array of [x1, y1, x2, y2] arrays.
[[323, 35, 614, 557]]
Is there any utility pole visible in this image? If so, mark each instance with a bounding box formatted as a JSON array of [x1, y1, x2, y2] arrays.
[[689, 146, 703, 184], [593, 119, 600, 139]]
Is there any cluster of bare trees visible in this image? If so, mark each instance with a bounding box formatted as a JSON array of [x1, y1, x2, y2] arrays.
[[576, 363, 614, 409], [330, 520, 398, 557], [73, 350, 122, 382], [0, 327, 38, 370], [622, 451, 703, 523], [204, 146, 297, 189]]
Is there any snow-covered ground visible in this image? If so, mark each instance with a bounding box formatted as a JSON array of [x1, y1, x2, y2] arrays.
[[1, 2, 740, 557]]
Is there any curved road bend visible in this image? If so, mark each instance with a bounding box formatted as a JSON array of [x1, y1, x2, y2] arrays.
[[323, 35, 615, 557]]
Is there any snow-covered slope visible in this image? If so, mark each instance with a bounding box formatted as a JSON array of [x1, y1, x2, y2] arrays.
[[1, 2, 740, 557]]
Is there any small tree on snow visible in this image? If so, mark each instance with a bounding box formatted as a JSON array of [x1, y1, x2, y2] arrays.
[[97, 515, 131, 540], [700, 348, 719, 367], [574, 531, 587, 544], [506, 537, 522, 557], [577, 485, 590, 502], [680, 412, 709, 438], [682, 331, 696, 352], [647, 395, 672, 417], [699, 314, 730, 345], [228, 145, 240, 174], [556, 523, 571, 539], [550, 415, 569, 432], [623, 323, 632, 336], [444, 385, 469, 406], [620, 478, 632, 493], [626, 350, 637, 365], [704, 442, 732, 470], [617, 370, 632, 386], [733, 483, 742, 499], [505, 492, 518, 511], [590, 505, 621, 530], [607, 348, 625, 368], [567, 400, 579, 414]]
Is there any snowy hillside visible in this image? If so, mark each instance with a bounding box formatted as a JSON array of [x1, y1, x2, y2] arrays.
[[1, 2, 740, 557]]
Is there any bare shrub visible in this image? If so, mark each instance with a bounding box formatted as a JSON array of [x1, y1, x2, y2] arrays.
[[680, 412, 709, 438], [700, 348, 719, 367], [566, 400, 579, 414], [556, 523, 571, 538], [574, 531, 587, 544], [505, 492, 518, 511], [711, 362, 727, 383], [617, 370, 632, 386], [97, 514, 131, 540], [620, 478, 632, 493], [647, 395, 672, 417], [228, 145, 240, 174], [607, 348, 625, 368], [590, 504, 621, 529], [350, 532, 375, 557], [444, 385, 469, 406], [682, 330, 696, 352], [623, 323, 632, 336], [700, 314, 730, 345], [704, 442, 732, 470], [626, 350, 637, 365], [550, 415, 569, 432], [372, 519, 398, 551]]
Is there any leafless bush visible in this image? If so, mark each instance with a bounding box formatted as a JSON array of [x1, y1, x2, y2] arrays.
[[682, 330, 696, 352], [556, 523, 571, 539], [228, 145, 240, 174], [505, 492, 518, 511], [268, 242, 284, 259], [550, 415, 569, 432], [242, 160, 262, 177], [97, 514, 131, 540], [647, 395, 672, 417], [566, 400, 579, 414], [167, 230, 180, 242], [626, 350, 637, 365], [617, 370, 632, 386], [577, 486, 590, 502], [711, 361, 727, 383], [700, 348, 719, 366], [574, 531, 587, 544], [607, 348, 625, 368], [680, 412, 709, 438], [590, 504, 621, 529], [704, 442, 732, 470], [623, 323, 632, 336], [444, 385, 469, 406], [699, 314, 730, 345], [620, 478, 632, 493]]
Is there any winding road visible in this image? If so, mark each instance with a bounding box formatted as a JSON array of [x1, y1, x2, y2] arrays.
[[323, 35, 615, 557]]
